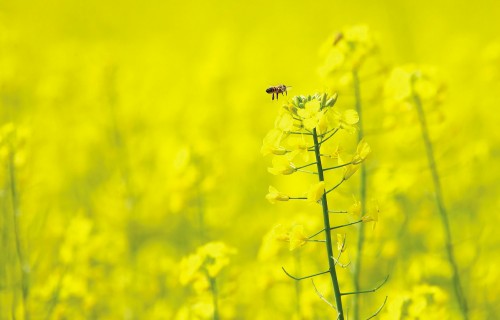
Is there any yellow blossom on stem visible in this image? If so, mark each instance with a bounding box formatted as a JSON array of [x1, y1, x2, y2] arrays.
[[307, 181, 325, 203], [289, 225, 308, 251], [297, 100, 325, 131], [361, 199, 379, 230], [261, 128, 287, 156], [179, 241, 236, 285], [268, 156, 296, 175], [343, 164, 360, 180], [272, 224, 290, 242], [286, 134, 310, 162], [328, 109, 359, 133], [352, 139, 371, 164], [266, 186, 290, 204], [348, 198, 362, 218], [275, 111, 296, 132]]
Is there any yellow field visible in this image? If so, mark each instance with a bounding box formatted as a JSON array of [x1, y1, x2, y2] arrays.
[[1, 0, 499, 319]]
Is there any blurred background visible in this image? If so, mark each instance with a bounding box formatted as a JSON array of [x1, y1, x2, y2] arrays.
[[1, 0, 499, 319]]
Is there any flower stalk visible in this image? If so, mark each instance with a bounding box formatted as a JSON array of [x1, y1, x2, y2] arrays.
[[208, 275, 220, 320], [312, 128, 345, 319], [411, 83, 469, 320], [8, 149, 30, 320], [352, 69, 367, 320]]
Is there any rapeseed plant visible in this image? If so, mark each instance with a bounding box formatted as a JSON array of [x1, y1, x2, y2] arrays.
[[263, 93, 387, 319]]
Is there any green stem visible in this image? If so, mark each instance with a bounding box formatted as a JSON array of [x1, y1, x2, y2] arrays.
[[208, 276, 220, 320], [8, 150, 30, 320], [412, 88, 469, 320], [352, 70, 366, 320], [312, 128, 345, 319], [294, 253, 302, 317]]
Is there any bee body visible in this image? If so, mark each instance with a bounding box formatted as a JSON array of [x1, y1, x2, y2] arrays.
[[266, 84, 290, 100]]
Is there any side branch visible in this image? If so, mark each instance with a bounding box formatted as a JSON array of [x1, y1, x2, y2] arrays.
[[282, 267, 330, 281], [366, 296, 388, 320], [341, 275, 389, 296], [308, 220, 363, 239], [323, 162, 353, 171]]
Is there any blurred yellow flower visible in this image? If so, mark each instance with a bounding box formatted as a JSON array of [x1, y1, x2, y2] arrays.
[[179, 241, 236, 286], [348, 198, 362, 218], [266, 186, 290, 204], [271, 224, 308, 251], [361, 199, 379, 229], [289, 225, 308, 251]]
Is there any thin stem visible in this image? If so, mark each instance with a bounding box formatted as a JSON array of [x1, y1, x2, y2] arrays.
[[9, 150, 30, 320], [326, 179, 344, 195], [294, 162, 317, 170], [289, 197, 307, 200], [366, 296, 388, 320], [323, 162, 353, 171], [282, 267, 330, 281], [308, 220, 363, 239], [311, 279, 337, 310], [294, 253, 302, 317], [296, 169, 318, 175], [329, 210, 348, 214], [306, 239, 326, 243], [341, 275, 389, 296], [312, 128, 345, 319], [208, 276, 219, 320], [412, 86, 469, 320], [352, 69, 366, 320], [319, 128, 340, 145]]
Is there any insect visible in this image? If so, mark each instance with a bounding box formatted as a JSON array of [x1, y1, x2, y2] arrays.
[[266, 84, 291, 100]]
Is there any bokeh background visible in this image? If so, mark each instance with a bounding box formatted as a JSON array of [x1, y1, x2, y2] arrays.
[[1, 0, 499, 319]]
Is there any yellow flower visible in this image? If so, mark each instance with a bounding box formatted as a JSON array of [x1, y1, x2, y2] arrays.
[[266, 186, 290, 204], [267, 156, 296, 175], [289, 225, 308, 251], [297, 100, 325, 130], [307, 181, 325, 203], [384, 67, 413, 102], [342, 109, 359, 125], [319, 25, 377, 75], [271, 224, 290, 242], [274, 110, 296, 132], [179, 242, 236, 285], [328, 109, 359, 133], [199, 242, 237, 277], [352, 139, 371, 164], [179, 254, 203, 285], [286, 134, 310, 162], [362, 199, 379, 230], [261, 128, 287, 156], [348, 198, 362, 218], [343, 164, 360, 180]]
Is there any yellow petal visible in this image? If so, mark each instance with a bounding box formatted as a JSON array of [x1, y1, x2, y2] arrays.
[[307, 181, 325, 203]]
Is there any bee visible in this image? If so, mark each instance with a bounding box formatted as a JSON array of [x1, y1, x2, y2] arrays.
[[266, 84, 291, 100]]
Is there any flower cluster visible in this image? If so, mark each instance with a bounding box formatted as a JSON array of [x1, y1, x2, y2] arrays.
[[179, 241, 236, 290], [263, 93, 371, 203]]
